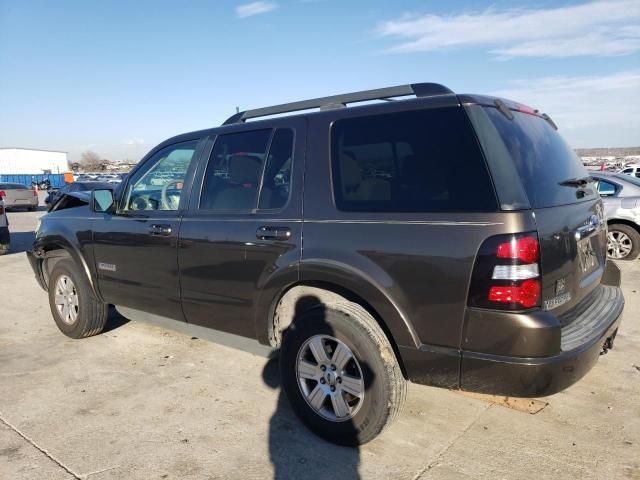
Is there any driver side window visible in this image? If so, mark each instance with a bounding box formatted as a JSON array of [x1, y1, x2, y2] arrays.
[[123, 140, 198, 212]]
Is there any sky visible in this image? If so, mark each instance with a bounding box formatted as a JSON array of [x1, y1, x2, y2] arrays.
[[0, 0, 639, 162]]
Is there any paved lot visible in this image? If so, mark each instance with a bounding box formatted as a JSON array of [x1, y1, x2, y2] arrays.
[[1, 202, 639, 479]]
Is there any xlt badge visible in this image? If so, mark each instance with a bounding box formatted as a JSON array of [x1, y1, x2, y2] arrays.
[[97, 262, 116, 272]]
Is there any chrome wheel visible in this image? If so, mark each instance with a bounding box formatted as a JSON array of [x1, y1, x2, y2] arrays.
[[54, 275, 79, 325], [296, 335, 365, 422], [607, 231, 633, 259]]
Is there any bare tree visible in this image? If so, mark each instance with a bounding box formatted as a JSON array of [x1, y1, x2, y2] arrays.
[[79, 150, 103, 172]]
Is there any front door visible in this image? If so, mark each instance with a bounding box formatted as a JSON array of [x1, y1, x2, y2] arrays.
[[92, 139, 202, 320], [179, 120, 305, 338]]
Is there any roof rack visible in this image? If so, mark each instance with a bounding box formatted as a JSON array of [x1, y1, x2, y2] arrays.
[[222, 82, 454, 125]]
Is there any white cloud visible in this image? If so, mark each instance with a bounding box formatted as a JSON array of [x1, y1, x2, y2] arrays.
[[123, 138, 145, 145], [491, 70, 640, 147], [236, 1, 278, 18], [377, 0, 640, 59]]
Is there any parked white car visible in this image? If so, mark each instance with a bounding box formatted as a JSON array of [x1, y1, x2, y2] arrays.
[[0, 182, 39, 211], [620, 164, 640, 178]]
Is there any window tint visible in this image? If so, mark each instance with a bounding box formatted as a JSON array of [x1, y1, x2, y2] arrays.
[[596, 180, 616, 196], [331, 108, 497, 212], [622, 168, 633, 174], [481, 107, 597, 208], [0, 183, 27, 190], [123, 140, 198, 211], [259, 129, 294, 210], [200, 130, 271, 210]]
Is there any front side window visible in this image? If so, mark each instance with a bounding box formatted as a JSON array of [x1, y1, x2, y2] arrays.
[[123, 140, 198, 211], [331, 108, 497, 212]]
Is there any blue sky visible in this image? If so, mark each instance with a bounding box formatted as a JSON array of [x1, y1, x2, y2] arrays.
[[0, 0, 638, 162]]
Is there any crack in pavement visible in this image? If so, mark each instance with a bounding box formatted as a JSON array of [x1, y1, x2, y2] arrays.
[[412, 403, 493, 480], [0, 411, 82, 480]]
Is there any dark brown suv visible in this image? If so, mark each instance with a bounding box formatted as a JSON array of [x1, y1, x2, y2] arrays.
[[28, 83, 624, 445]]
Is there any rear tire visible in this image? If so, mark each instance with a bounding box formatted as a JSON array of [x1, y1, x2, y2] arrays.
[[48, 258, 108, 338], [280, 301, 406, 445], [607, 224, 640, 260]]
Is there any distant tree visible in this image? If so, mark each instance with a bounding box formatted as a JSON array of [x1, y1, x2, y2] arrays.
[[79, 150, 103, 172]]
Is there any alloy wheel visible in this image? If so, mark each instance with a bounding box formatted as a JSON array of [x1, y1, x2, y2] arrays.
[[296, 335, 365, 422]]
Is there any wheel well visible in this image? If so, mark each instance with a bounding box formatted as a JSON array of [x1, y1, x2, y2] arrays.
[[270, 281, 408, 378], [42, 248, 72, 287], [607, 219, 640, 234]]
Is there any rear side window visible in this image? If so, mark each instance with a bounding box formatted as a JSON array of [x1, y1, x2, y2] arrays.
[[331, 108, 497, 213], [481, 107, 597, 208], [0, 183, 27, 190]]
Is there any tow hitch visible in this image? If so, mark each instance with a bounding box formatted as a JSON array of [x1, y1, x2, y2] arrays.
[[600, 330, 617, 355]]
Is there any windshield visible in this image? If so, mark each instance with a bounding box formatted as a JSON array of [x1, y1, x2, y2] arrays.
[[481, 107, 597, 208]]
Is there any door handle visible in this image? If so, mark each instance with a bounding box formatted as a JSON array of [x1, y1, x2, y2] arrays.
[[148, 224, 172, 236], [256, 226, 291, 241]]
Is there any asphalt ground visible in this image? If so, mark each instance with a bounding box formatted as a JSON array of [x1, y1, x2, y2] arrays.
[[1, 195, 639, 479]]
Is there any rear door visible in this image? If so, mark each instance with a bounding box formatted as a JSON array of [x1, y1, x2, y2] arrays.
[[179, 119, 305, 338], [469, 105, 605, 315]]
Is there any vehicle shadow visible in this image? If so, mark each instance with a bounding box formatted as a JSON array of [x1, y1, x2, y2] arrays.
[[103, 305, 130, 333], [6, 230, 35, 255], [264, 296, 362, 480]]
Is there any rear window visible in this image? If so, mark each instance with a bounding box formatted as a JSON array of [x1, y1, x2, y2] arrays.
[[0, 183, 28, 190], [331, 107, 498, 213], [481, 107, 597, 208]]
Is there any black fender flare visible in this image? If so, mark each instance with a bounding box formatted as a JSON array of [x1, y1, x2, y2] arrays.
[[33, 231, 101, 301]]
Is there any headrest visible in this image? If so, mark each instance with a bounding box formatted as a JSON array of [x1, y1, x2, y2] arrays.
[[228, 154, 261, 185], [340, 152, 361, 189]]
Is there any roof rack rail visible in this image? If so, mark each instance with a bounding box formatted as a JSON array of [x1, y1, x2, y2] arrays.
[[222, 82, 454, 125]]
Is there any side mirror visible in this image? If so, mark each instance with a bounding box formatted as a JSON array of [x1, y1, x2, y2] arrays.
[[92, 189, 115, 213]]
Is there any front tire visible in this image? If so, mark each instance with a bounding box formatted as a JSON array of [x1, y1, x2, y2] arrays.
[[48, 259, 108, 338], [280, 302, 406, 445], [607, 224, 640, 260]]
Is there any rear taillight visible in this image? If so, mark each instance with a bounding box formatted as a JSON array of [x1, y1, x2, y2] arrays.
[[0, 191, 5, 199], [468, 232, 541, 311], [32, 189, 38, 196]]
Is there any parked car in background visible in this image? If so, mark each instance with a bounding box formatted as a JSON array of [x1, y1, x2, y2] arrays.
[[619, 165, 640, 178], [0, 183, 39, 211], [0, 197, 9, 254], [591, 172, 640, 260], [45, 182, 113, 210]]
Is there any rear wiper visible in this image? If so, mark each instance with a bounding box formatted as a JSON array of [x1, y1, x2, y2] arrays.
[[559, 176, 592, 187]]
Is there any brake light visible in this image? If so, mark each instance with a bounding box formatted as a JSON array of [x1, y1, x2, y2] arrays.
[[497, 236, 539, 263], [489, 279, 540, 309], [0, 191, 5, 198], [467, 232, 542, 310]]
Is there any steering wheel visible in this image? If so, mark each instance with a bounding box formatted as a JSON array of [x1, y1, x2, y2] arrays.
[[160, 180, 182, 210]]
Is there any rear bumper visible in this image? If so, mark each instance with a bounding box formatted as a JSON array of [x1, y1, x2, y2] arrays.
[[6, 198, 38, 208], [402, 266, 624, 397], [459, 282, 624, 397]]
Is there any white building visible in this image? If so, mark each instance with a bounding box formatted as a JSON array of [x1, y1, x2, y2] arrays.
[[0, 148, 68, 174]]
